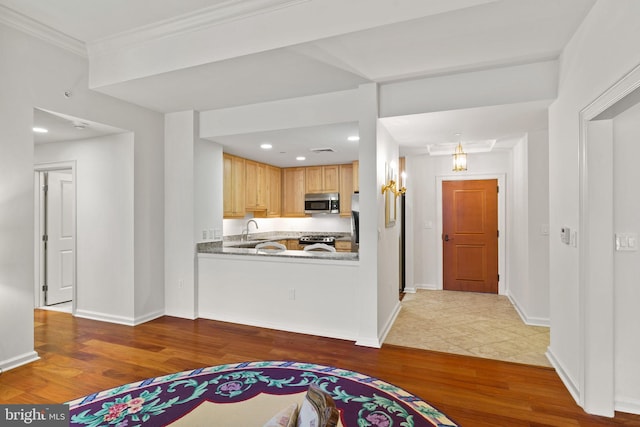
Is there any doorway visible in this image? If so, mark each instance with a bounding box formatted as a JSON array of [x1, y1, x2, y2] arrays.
[[35, 164, 76, 311], [442, 179, 498, 293]]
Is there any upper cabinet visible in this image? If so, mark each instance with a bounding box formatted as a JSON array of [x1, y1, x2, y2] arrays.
[[223, 153, 246, 218], [266, 165, 281, 217], [282, 167, 306, 217], [352, 160, 359, 193], [339, 163, 353, 217], [305, 165, 339, 194], [224, 154, 356, 219], [245, 160, 267, 211]]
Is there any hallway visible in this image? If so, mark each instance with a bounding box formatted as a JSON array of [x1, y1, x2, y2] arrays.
[[385, 290, 550, 366]]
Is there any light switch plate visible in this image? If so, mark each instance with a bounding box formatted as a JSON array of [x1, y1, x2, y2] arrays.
[[616, 233, 638, 251]]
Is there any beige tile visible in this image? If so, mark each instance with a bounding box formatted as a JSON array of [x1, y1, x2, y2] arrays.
[[386, 290, 551, 367]]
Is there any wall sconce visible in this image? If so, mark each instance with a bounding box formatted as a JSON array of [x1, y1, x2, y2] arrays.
[[381, 179, 406, 196], [452, 142, 467, 172]]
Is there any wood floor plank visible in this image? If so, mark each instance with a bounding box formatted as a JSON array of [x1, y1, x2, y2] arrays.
[[1, 310, 639, 426]]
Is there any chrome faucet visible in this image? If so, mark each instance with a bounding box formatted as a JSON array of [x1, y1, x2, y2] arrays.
[[241, 219, 259, 241]]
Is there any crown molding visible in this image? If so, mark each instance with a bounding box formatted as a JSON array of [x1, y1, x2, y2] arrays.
[[87, 0, 310, 56], [0, 4, 86, 57]]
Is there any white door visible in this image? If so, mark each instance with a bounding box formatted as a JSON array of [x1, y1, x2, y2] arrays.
[[45, 170, 74, 305]]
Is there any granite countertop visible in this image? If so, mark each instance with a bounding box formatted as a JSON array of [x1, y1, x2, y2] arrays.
[[198, 245, 359, 261], [197, 232, 357, 261]]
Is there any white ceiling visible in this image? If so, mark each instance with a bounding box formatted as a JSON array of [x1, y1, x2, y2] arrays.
[[6, 0, 596, 164], [33, 108, 127, 145]]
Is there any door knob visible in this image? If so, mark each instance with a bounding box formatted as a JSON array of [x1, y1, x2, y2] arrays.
[[444, 234, 449, 241]]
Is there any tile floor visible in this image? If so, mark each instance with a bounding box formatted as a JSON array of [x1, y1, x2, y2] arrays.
[[384, 290, 551, 367]]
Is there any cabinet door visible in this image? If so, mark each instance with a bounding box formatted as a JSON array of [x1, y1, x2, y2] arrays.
[[335, 240, 352, 252], [245, 160, 258, 209], [352, 160, 359, 192], [305, 166, 323, 194], [224, 154, 246, 218], [231, 156, 246, 216], [282, 168, 306, 217], [256, 162, 267, 209], [339, 163, 353, 217], [266, 165, 281, 217], [323, 165, 340, 193]]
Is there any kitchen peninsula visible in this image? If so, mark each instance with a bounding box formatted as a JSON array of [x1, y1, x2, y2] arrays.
[[197, 234, 360, 341]]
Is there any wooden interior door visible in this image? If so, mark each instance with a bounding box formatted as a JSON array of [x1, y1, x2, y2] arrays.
[[443, 179, 498, 293]]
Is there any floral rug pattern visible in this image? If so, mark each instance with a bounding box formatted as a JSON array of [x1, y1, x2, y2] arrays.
[[66, 361, 459, 427]]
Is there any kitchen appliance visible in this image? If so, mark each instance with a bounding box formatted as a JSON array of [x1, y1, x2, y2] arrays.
[[304, 193, 339, 214], [351, 192, 359, 249], [298, 235, 336, 246]]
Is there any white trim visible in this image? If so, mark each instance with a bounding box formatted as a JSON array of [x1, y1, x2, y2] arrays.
[[0, 351, 40, 372], [133, 310, 165, 326], [507, 294, 550, 327], [198, 310, 358, 343], [87, 0, 310, 56], [578, 62, 640, 416], [377, 301, 402, 345], [616, 397, 640, 415], [547, 347, 580, 404], [435, 173, 507, 294], [75, 309, 136, 326], [0, 4, 86, 57]]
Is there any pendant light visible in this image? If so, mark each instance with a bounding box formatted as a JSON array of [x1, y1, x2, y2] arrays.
[[452, 134, 467, 172]]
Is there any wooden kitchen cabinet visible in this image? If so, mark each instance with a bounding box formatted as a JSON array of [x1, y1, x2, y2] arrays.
[[282, 167, 306, 217], [286, 239, 303, 251], [245, 160, 267, 211], [305, 165, 339, 194], [339, 163, 353, 217], [335, 240, 353, 252], [352, 160, 359, 192], [266, 165, 281, 217], [223, 153, 246, 218]]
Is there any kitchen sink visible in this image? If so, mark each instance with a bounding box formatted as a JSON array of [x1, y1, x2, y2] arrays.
[[224, 239, 270, 248]]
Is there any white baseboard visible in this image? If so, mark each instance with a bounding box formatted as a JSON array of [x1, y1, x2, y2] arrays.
[[616, 396, 640, 415], [546, 347, 580, 406], [75, 309, 136, 326], [0, 351, 40, 372], [377, 300, 402, 345], [404, 283, 438, 293], [133, 310, 165, 325], [507, 294, 550, 327], [198, 311, 358, 343]]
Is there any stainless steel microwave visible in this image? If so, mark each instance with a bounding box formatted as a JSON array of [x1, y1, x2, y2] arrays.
[[304, 193, 339, 214]]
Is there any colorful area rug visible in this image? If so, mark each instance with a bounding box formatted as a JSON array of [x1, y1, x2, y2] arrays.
[[67, 361, 459, 426]]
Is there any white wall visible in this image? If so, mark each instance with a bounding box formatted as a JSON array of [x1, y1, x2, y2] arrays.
[[612, 100, 640, 410], [376, 122, 401, 338], [406, 149, 510, 289], [0, 22, 163, 371], [548, 0, 640, 415], [35, 134, 135, 322], [164, 111, 197, 319]]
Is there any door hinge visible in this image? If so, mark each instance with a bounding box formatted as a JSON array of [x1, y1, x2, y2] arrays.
[[42, 184, 48, 193], [42, 285, 48, 292], [497, 185, 499, 193], [497, 274, 500, 282], [497, 230, 499, 238], [42, 234, 48, 242]]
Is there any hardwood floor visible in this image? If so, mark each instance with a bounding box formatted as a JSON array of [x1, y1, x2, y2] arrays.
[[1, 310, 639, 426]]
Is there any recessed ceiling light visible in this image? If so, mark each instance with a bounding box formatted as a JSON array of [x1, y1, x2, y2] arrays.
[[33, 127, 48, 133], [347, 135, 360, 141], [260, 143, 272, 149], [296, 156, 306, 161]]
